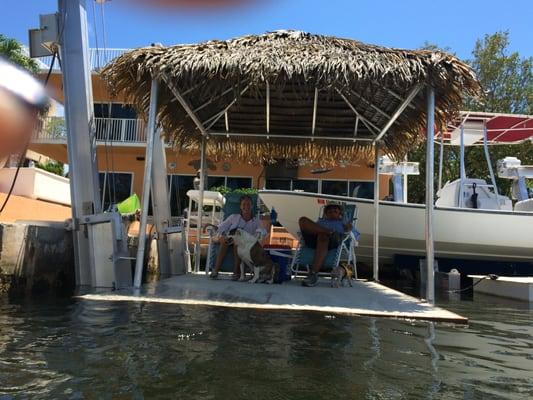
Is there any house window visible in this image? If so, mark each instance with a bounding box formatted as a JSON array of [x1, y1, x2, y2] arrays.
[[292, 179, 318, 193], [98, 172, 133, 211], [207, 176, 226, 190], [226, 177, 252, 190], [349, 181, 374, 199], [207, 176, 252, 191], [94, 103, 137, 119], [322, 180, 348, 196], [265, 178, 291, 190]]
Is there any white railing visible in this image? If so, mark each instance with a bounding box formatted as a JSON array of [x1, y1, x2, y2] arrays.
[[34, 116, 147, 144], [38, 48, 130, 72], [94, 117, 147, 142]]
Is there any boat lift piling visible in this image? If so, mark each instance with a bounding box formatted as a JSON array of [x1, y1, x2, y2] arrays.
[[425, 84, 435, 304]]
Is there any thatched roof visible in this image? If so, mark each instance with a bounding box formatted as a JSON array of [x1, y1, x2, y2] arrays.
[[101, 30, 482, 165]]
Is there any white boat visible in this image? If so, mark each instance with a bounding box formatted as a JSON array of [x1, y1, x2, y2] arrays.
[[259, 189, 533, 264], [260, 112, 533, 266]]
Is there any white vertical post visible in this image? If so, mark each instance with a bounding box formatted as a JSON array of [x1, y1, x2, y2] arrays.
[[151, 129, 174, 276], [482, 124, 501, 209], [425, 85, 435, 303], [373, 143, 380, 281], [459, 124, 466, 208], [438, 131, 444, 191], [134, 79, 158, 289], [194, 136, 207, 273], [58, 0, 102, 286]]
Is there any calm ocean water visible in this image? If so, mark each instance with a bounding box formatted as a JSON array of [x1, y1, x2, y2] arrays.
[[0, 289, 532, 399]]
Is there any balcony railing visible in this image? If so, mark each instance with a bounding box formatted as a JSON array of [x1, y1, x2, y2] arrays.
[[35, 116, 147, 144], [38, 48, 130, 72]]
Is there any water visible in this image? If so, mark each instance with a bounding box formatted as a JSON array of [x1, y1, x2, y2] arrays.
[[0, 292, 532, 399]]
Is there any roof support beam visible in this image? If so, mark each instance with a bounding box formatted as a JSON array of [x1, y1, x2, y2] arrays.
[[349, 89, 391, 119], [373, 83, 423, 143], [203, 84, 250, 130], [311, 87, 318, 136], [193, 86, 236, 114], [224, 111, 229, 132], [336, 89, 380, 135], [353, 116, 359, 137], [161, 73, 208, 137], [386, 88, 417, 110], [209, 131, 374, 142]]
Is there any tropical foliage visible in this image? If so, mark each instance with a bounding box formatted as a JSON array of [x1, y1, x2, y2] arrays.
[[0, 34, 40, 74], [408, 31, 533, 203]]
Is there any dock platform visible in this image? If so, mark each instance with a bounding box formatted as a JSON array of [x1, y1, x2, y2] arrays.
[[469, 275, 533, 302], [80, 274, 467, 323]]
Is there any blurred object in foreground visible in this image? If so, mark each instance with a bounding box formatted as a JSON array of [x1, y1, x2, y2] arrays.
[[0, 58, 49, 162]]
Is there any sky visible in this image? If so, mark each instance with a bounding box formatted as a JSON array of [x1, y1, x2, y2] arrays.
[[1, 0, 532, 61]]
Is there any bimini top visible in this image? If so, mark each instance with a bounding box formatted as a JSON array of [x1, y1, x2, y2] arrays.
[[102, 30, 482, 165], [443, 111, 533, 146]]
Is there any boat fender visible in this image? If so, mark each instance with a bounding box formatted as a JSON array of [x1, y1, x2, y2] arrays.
[[470, 182, 478, 209]]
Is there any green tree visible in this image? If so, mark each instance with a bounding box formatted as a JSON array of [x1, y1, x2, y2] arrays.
[[408, 32, 533, 203], [0, 34, 40, 74]]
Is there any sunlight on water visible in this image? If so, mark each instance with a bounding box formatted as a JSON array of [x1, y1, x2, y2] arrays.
[[0, 294, 531, 399]]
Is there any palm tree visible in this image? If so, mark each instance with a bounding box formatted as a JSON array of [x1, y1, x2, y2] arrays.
[[0, 34, 40, 74]]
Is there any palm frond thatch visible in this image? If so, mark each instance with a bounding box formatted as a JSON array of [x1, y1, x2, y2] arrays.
[[101, 30, 482, 165]]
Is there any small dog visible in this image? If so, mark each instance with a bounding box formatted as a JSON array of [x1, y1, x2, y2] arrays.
[[228, 228, 279, 284], [331, 263, 355, 288]]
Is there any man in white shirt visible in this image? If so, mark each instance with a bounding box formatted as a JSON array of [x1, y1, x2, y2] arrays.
[[209, 195, 266, 279]]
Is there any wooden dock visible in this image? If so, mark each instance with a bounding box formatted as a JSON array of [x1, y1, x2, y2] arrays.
[[79, 274, 467, 323]]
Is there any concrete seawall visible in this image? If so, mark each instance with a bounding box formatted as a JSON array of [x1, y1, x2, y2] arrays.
[[0, 222, 75, 296]]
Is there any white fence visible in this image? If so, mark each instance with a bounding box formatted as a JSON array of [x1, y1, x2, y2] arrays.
[[35, 116, 147, 144]]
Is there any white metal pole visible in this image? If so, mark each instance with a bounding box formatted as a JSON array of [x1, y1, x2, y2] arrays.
[[438, 131, 444, 191], [194, 136, 207, 273], [373, 143, 380, 282], [58, 0, 102, 286], [134, 79, 158, 288], [425, 85, 435, 303], [459, 125, 466, 208], [482, 124, 501, 209]]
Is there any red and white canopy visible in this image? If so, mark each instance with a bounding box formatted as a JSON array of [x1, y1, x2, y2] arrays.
[[441, 111, 533, 145]]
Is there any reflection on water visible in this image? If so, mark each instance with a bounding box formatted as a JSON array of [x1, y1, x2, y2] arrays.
[[0, 293, 532, 399]]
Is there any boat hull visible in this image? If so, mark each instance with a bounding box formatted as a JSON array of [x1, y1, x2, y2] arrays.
[[259, 190, 533, 264]]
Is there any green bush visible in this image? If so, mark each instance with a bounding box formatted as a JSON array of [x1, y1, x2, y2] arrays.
[[208, 185, 257, 195]]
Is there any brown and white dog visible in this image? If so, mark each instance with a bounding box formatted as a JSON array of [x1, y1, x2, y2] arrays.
[[331, 262, 355, 288], [228, 228, 279, 284]]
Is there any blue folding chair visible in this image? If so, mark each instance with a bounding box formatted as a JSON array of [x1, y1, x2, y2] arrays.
[[290, 203, 359, 279], [205, 193, 264, 274]]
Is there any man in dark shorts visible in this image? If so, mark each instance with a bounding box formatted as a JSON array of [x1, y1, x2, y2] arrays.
[[298, 204, 352, 287]]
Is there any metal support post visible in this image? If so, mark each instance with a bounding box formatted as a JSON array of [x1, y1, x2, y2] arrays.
[[58, 0, 102, 286], [483, 124, 501, 209], [425, 85, 435, 303], [459, 125, 466, 207], [194, 137, 207, 273], [134, 79, 158, 288], [151, 128, 175, 277], [438, 131, 444, 191], [373, 143, 380, 282]]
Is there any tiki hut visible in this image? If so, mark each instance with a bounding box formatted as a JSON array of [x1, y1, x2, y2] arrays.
[[101, 30, 482, 166]]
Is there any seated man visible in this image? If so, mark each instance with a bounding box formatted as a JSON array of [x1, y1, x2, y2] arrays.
[[298, 204, 352, 287], [209, 195, 267, 280]]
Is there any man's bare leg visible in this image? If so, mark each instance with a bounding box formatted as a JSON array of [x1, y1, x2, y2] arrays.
[[311, 233, 329, 273], [298, 217, 332, 235]]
